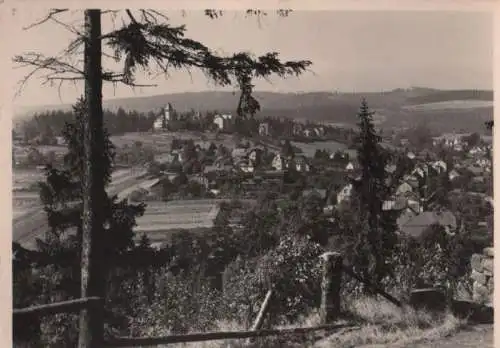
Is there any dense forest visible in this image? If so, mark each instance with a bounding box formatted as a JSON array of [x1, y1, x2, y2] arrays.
[[18, 108, 158, 143]]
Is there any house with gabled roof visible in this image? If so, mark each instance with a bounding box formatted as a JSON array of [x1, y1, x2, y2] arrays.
[[431, 160, 447, 174], [271, 153, 286, 171], [448, 169, 460, 181], [337, 183, 353, 205], [293, 155, 311, 172], [213, 114, 233, 130], [398, 210, 457, 239], [259, 122, 270, 136], [153, 103, 174, 131], [396, 182, 413, 195]]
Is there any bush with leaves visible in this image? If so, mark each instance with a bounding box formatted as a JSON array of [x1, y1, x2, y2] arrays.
[[222, 234, 324, 326], [121, 266, 226, 336], [385, 224, 478, 301]]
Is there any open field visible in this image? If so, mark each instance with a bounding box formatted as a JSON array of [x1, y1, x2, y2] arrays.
[[134, 199, 256, 244], [12, 169, 45, 191], [12, 167, 143, 217], [13, 193, 41, 220], [135, 200, 220, 231], [291, 141, 348, 157], [402, 100, 493, 111], [111, 131, 238, 151], [13, 167, 148, 249]]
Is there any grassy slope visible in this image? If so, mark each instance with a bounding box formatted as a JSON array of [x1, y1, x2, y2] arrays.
[[129, 296, 477, 348]]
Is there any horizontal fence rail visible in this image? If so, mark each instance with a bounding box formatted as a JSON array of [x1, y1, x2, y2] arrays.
[[104, 324, 357, 347], [13, 297, 103, 317]]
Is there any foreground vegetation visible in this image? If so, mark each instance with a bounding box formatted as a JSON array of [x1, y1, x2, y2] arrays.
[[13, 98, 491, 347]]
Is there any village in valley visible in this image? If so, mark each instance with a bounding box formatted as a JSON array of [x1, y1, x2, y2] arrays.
[[11, 8, 494, 348], [12, 99, 493, 250]]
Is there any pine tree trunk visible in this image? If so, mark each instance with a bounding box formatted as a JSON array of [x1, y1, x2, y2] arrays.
[[78, 9, 105, 348]]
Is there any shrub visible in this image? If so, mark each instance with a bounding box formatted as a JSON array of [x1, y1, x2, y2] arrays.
[[222, 235, 324, 326]]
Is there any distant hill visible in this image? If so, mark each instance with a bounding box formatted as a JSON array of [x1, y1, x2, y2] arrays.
[[13, 88, 493, 133], [405, 89, 493, 105]]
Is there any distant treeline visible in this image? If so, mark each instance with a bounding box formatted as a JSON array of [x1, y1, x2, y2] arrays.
[[19, 108, 158, 142], [406, 90, 494, 105]]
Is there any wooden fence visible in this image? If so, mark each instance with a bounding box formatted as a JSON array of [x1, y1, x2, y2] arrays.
[[13, 251, 400, 346]]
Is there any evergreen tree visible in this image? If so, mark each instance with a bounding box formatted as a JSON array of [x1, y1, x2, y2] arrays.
[[13, 98, 146, 344], [349, 99, 398, 288]]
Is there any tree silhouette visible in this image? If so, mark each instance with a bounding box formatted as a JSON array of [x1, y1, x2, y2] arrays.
[[14, 9, 311, 346], [349, 99, 398, 288]]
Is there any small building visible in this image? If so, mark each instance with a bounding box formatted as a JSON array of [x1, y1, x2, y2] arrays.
[[235, 159, 254, 173], [431, 160, 447, 174], [153, 103, 174, 131], [448, 169, 460, 181], [271, 153, 286, 171], [294, 155, 310, 172], [336, 183, 353, 205], [247, 147, 264, 164], [398, 210, 457, 239], [55, 136, 66, 146], [412, 165, 428, 178], [190, 174, 209, 188], [213, 114, 233, 130], [396, 182, 413, 195], [293, 123, 304, 135], [259, 122, 270, 136], [302, 188, 327, 200], [231, 147, 248, 159], [385, 164, 397, 174]]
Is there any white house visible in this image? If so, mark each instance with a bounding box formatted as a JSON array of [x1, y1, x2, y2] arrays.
[[235, 159, 254, 173], [476, 158, 491, 169], [259, 122, 270, 136], [213, 114, 233, 130], [431, 160, 447, 174], [293, 123, 304, 135], [231, 147, 248, 159], [412, 165, 428, 178], [313, 127, 325, 137], [153, 103, 174, 131], [433, 134, 463, 148], [271, 153, 286, 171], [345, 162, 354, 171], [247, 147, 263, 163], [407, 152, 416, 160], [336, 183, 353, 205], [469, 146, 485, 156], [385, 164, 397, 174], [396, 182, 413, 195], [294, 156, 310, 172], [55, 136, 66, 146], [448, 169, 460, 181]]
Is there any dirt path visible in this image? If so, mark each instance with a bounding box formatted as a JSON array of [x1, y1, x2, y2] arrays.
[[355, 325, 493, 348]]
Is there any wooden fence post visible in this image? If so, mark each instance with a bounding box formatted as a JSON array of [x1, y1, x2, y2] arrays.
[[246, 289, 273, 345], [319, 252, 343, 324]]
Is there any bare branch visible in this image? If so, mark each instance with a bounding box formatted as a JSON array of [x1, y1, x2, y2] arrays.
[[49, 15, 84, 37], [14, 8, 312, 119], [22, 9, 69, 30]]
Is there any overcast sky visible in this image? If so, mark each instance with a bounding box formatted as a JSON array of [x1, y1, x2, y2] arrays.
[[9, 9, 493, 107]]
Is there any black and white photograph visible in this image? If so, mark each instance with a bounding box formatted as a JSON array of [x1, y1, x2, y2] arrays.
[[9, 3, 495, 347]]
